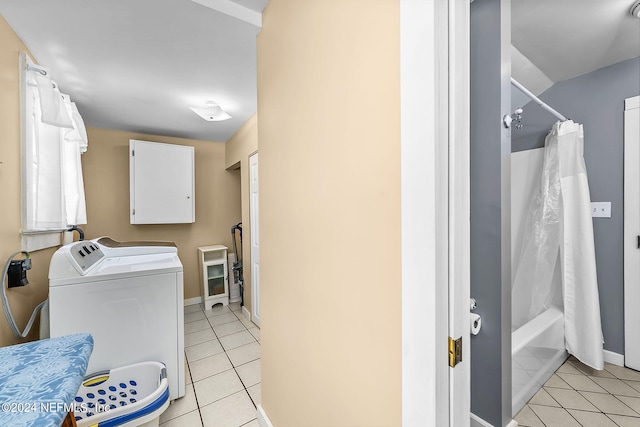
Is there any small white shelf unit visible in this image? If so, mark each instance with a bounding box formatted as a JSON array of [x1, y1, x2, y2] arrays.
[[199, 245, 229, 309]]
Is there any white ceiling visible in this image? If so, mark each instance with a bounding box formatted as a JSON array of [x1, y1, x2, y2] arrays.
[[1, 1, 638, 141], [0, 0, 268, 142], [512, 0, 640, 94]]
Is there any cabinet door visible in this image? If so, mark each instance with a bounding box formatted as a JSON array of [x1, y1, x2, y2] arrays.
[[206, 263, 226, 297], [130, 140, 195, 224]]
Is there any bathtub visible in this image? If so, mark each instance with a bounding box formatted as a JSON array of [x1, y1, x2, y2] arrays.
[[512, 305, 567, 416]]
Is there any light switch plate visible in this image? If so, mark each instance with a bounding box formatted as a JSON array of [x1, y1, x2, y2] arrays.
[[591, 202, 611, 218]]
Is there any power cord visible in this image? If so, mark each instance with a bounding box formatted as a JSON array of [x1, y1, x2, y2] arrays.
[[1, 251, 46, 338]]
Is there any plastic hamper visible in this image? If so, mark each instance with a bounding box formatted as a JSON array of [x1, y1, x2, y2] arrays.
[[73, 361, 170, 427]]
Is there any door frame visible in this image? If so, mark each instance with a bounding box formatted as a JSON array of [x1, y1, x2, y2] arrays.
[[400, 0, 470, 425], [624, 95, 640, 369], [249, 151, 260, 327]]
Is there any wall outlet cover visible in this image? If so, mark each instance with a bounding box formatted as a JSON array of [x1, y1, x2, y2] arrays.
[[591, 202, 611, 218]]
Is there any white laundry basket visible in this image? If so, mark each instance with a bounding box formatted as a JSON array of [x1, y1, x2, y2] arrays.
[[73, 361, 169, 427]]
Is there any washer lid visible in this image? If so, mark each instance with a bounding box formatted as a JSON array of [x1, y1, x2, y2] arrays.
[[97, 237, 176, 249], [49, 236, 182, 282]]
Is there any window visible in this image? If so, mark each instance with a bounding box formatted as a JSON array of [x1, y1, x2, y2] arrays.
[[19, 52, 88, 251]]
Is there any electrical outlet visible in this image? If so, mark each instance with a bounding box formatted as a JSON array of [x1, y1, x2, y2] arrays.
[[591, 202, 611, 218]]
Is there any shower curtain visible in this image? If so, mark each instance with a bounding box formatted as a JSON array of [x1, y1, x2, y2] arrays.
[[512, 120, 604, 370]]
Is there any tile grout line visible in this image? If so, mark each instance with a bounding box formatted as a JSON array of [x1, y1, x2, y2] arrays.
[[179, 303, 260, 426], [197, 303, 260, 413], [523, 404, 547, 427], [575, 389, 640, 419], [519, 358, 640, 427], [190, 304, 207, 427], [226, 305, 260, 410], [561, 362, 640, 420]]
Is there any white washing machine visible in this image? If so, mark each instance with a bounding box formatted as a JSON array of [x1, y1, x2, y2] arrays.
[[48, 237, 185, 401]]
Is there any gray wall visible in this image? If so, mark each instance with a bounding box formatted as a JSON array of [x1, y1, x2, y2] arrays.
[[512, 57, 640, 355], [470, 0, 512, 424]]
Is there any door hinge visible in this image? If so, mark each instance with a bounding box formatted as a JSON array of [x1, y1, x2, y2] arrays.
[[448, 336, 462, 368], [132, 149, 135, 156], [132, 209, 135, 215]]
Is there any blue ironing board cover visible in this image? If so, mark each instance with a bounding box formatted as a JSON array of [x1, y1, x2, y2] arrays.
[[0, 333, 94, 427]]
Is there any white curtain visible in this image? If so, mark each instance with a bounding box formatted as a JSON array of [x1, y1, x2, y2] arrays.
[[512, 128, 562, 330], [25, 65, 88, 230], [557, 121, 604, 370], [512, 120, 603, 370]]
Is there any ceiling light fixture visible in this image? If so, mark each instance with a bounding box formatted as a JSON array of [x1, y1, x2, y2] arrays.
[[631, 0, 640, 18], [189, 101, 232, 121]]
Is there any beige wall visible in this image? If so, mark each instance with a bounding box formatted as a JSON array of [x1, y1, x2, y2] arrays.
[[0, 16, 56, 347], [225, 114, 258, 315], [83, 128, 241, 301], [257, 1, 402, 425]]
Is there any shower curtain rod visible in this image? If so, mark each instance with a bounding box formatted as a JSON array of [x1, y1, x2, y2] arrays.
[[511, 78, 567, 121]]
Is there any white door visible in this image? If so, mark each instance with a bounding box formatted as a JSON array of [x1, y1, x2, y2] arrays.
[[249, 152, 260, 327], [624, 96, 640, 369]]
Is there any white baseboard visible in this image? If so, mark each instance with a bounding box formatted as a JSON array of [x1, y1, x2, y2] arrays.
[[257, 404, 273, 427], [242, 305, 251, 320], [184, 296, 203, 306], [470, 413, 517, 427], [470, 413, 492, 427], [604, 349, 625, 367]]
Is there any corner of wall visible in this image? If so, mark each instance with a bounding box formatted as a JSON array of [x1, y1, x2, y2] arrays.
[[0, 15, 53, 347]]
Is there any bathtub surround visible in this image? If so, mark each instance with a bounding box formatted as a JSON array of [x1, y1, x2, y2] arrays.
[[513, 57, 640, 356]]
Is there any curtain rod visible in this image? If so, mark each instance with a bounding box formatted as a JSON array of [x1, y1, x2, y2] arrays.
[[511, 78, 567, 121], [26, 64, 47, 76]]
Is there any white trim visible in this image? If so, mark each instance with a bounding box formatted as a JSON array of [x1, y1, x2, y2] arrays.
[[603, 350, 625, 367], [189, 0, 262, 28], [624, 95, 640, 371], [184, 296, 203, 306], [242, 305, 251, 321], [21, 232, 63, 252], [470, 413, 493, 427], [400, 0, 452, 426], [471, 413, 518, 427], [249, 152, 260, 327], [447, 0, 471, 425], [256, 404, 273, 427], [625, 95, 640, 110]]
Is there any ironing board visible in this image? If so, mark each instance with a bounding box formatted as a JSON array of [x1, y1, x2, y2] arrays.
[[0, 333, 94, 427]]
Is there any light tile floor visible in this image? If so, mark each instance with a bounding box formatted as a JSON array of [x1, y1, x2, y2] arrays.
[[516, 356, 640, 427], [160, 302, 261, 427]]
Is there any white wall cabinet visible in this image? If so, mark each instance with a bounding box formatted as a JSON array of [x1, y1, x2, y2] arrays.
[[199, 245, 229, 309], [130, 139, 195, 224]]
